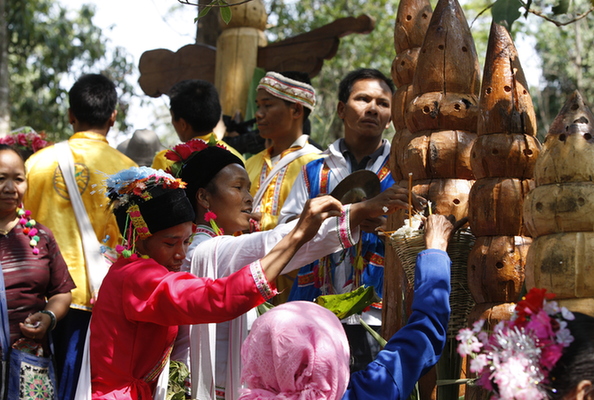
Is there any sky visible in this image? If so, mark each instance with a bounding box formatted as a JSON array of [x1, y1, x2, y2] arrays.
[[60, 0, 198, 145]]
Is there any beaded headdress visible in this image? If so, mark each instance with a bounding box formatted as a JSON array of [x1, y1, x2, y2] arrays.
[[257, 71, 316, 111], [457, 288, 575, 400], [105, 167, 195, 255]]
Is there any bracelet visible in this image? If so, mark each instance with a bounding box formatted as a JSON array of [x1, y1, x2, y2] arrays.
[[39, 310, 57, 331]]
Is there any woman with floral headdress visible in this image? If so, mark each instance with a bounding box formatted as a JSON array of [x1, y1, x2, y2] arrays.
[[457, 288, 594, 400], [163, 139, 421, 400], [89, 166, 343, 400]]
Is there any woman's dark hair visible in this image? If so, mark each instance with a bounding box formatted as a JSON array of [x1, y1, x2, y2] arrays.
[[180, 146, 244, 213], [548, 312, 594, 399]]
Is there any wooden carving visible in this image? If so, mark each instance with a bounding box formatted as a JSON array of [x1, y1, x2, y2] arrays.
[[385, 0, 433, 349], [470, 134, 540, 179], [393, 129, 475, 180], [524, 90, 594, 317], [258, 15, 374, 76], [411, 0, 480, 96], [465, 23, 539, 400], [468, 235, 530, 303], [138, 44, 217, 98], [524, 182, 594, 236], [468, 177, 534, 237], [402, 178, 473, 221], [138, 12, 376, 117], [384, 0, 432, 374], [534, 91, 594, 186]]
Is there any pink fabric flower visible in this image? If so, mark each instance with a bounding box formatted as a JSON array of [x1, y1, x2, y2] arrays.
[[204, 211, 217, 222]]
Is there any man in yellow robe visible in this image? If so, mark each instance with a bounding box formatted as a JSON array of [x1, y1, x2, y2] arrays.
[[246, 71, 323, 302], [24, 74, 137, 400], [151, 79, 244, 171]]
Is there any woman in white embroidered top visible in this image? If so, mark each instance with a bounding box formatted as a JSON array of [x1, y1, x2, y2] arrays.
[[165, 139, 419, 400]]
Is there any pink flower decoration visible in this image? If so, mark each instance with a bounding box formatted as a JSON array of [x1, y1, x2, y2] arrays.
[[204, 211, 217, 222]]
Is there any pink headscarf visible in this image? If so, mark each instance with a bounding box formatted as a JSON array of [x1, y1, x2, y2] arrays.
[[239, 301, 350, 400]]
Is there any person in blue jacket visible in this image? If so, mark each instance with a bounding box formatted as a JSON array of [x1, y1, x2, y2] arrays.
[[238, 214, 455, 400]]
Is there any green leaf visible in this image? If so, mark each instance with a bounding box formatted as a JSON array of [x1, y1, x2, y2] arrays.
[[315, 286, 380, 320], [360, 318, 387, 347], [552, 0, 570, 14], [198, 6, 211, 18], [491, 0, 522, 30], [220, 5, 232, 24]]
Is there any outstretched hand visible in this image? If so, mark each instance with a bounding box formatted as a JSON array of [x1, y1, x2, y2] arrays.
[[424, 214, 467, 252], [364, 184, 425, 219], [294, 196, 343, 244], [349, 184, 425, 230]]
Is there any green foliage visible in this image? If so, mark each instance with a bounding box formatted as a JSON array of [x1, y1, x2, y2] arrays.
[[167, 360, 190, 400], [5, 0, 136, 141], [265, 0, 399, 146], [552, 0, 571, 15], [196, 0, 232, 24], [491, 0, 522, 28], [528, 0, 594, 135]]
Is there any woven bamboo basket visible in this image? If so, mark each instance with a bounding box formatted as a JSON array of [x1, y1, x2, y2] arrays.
[[387, 228, 476, 338]]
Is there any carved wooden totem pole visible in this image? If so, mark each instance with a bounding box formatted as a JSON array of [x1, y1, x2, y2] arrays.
[[524, 91, 594, 317], [389, 0, 480, 398], [465, 22, 540, 400], [393, 0, 479, 222], [383, 0, 433, 339]]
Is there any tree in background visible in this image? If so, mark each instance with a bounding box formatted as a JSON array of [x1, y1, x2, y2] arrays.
[[529, 0, 594, 136], [0, 0, 136, 140]]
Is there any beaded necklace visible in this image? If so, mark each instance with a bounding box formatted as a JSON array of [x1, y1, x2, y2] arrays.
[[16, 207, 40, 254]]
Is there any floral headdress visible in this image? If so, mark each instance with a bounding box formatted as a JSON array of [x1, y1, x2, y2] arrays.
[[457, 288, 575, 400], [165, 137, 214, 177], [0, 127, 50, 155], [164, 139, 245, 236], [106, 166, 193, 257]]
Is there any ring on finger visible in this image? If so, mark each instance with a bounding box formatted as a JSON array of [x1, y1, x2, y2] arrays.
[[382, 206, 389, 213]]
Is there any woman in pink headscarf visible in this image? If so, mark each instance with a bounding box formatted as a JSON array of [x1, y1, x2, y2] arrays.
[[239, 214, 457, 400], [241, 301, 350, 400]]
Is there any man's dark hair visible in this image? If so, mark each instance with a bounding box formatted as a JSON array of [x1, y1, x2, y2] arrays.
[[338, 69, 395, 104], [169, 80, 222, 133], [69, 74, 117, 128], [278, 71, 313, 121]]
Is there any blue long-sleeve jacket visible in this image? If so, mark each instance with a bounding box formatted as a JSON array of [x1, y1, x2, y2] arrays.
[[342, 249, 451, 400]]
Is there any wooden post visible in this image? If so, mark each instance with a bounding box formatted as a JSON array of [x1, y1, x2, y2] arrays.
[[385, 0, 433, 341], [214, 0, 267, 118], [392, 0, 480, 398]]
